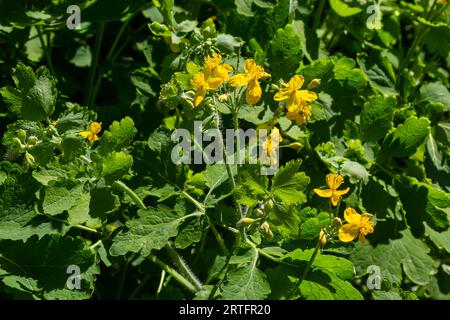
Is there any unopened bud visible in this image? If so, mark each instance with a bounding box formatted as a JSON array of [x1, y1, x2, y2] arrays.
[[332, 217, 343, 228], [254, 208, 264, 217], [237, 217, 256, 227], [218, 93, 228, 102], [24, 152, 35, 166], [271, 84, 280, 91], [260, 222, 273, 240], [27, 136, 38, 145], [264, 199, 274, 213], [319, 229, 327, 247], [306, 79, 321, 90], [17, 129, 27, 141], [287, 142, 303, 149]]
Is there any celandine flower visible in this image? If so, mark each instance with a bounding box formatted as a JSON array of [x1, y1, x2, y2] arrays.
[[274, 75, 318, 125], [230, 59, 271, 105], [80, 122, 102, 143], [203, 52, 233, 83], [190, 72, 221, 107], [339, 208, 374, 243], [261, 127, 282, 166], [314, 173, 350, 206]]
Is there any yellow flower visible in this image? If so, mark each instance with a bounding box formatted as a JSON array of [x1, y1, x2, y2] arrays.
[[203, 52, 233, 82], [274, 75, 317, 112], [190, 72, 222, 107], [261, 127, 282, 166], [338, 208, 374, 243], [230, 59, 271, 105], [286, 100, 312, 125], [80, 122, 102, 143], [437, 0, 446, 5], [314, 173, 350, 206]]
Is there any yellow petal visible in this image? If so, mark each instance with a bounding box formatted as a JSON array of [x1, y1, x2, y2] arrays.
[[297, 90, 318, 102], [289, 75, 305, 90], [314, 188, 332, 198], [326, 173, 344, 190], [274, 89, 291, 101], [331, 192, 341, 206], [246, 80, 262, 105], [244, 59, 257, 74], [339, 224, 359, 242], [80, 131, 93, 139], [191, 72, 206, 89], [194, 87, 207, 107], [344, 207, 362, 225], [213, 64, 232, 81], [207, 77, 223, 90], [335, 187, 350, 196], [230, 74, 250, 87]]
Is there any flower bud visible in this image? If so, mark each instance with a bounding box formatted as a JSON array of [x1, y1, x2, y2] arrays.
[[319, 229, 327, 247], [27, 136, 38, 145], [254, 208, 264, 217], [306, 79, 321, 90], [332, 217, 343, 228], [264, 199, 274, 213], [270, 84, 280, 91], [287, 142, 303, 149], [24, 152, 35, 166], [259, 221, 273, 240], [237, 217, 256, 227], [17, 129, 27, 142], [218, 93, 228, 102]]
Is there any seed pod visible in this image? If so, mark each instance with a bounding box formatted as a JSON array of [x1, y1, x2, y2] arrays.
[[237, 217, 256, 227], [319, 229, 327, 247], [332, 217, 343, 228]]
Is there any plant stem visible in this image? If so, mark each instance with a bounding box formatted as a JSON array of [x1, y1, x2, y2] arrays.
[[208, 218, 230, 256], [181, 190, 205, 213], [113, 180, 147, 210], [43, 214, 98, 233], [36, 26, 55, 76], [165, 243, 203, 291], [288, 241, 321, 299], [312, 0, 326, 32], [86, 22, 105, 106], [148, 253, 198, 294]]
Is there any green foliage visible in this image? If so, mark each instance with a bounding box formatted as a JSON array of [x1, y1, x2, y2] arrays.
[[0, 0, 449, 301]]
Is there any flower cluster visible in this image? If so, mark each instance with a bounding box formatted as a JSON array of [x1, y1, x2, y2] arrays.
[[314, 173, 375, 243]]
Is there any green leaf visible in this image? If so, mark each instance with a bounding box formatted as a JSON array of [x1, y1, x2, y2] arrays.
[[0, 235, 98, 299], [99, 117, 137, 154], [235, 0, 255, 17], [271, 159, 310, 205], [43, 184, 83, 216], [299, 218, 321, 240], [396, 176, 450, 235], [234, 166, 269, 207], [419, 82, 450, 112], [329, 0, 362, 17], [350, 229, 436, 286], [268, 24, 303, 80], [175, 218, 203, 249], [70, 46, 92, 68], [360, 95, 395, 142], [109, 205, 193, 256], [424, 223, 450, 253], [101, 151, 133, 178], [383, 116, 430, 157], [215, 34, 242, 54], [221, 264, 271, 299], [341, 160, 369, 184], [0, 171, 6, 185]]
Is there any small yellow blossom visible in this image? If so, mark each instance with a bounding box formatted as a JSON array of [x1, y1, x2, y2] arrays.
[[314, 173, 350, 206], [261, 127, 283, 166], [230, 59, 271, 105], [319, 229, 327, 247], [274, 75, 317, 111], [80, 122, 102, 143], [190, 72, 222, 107], [203, 52, 233, 82], [286, 101, 312, 125], [339, 208, 374, 243]]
